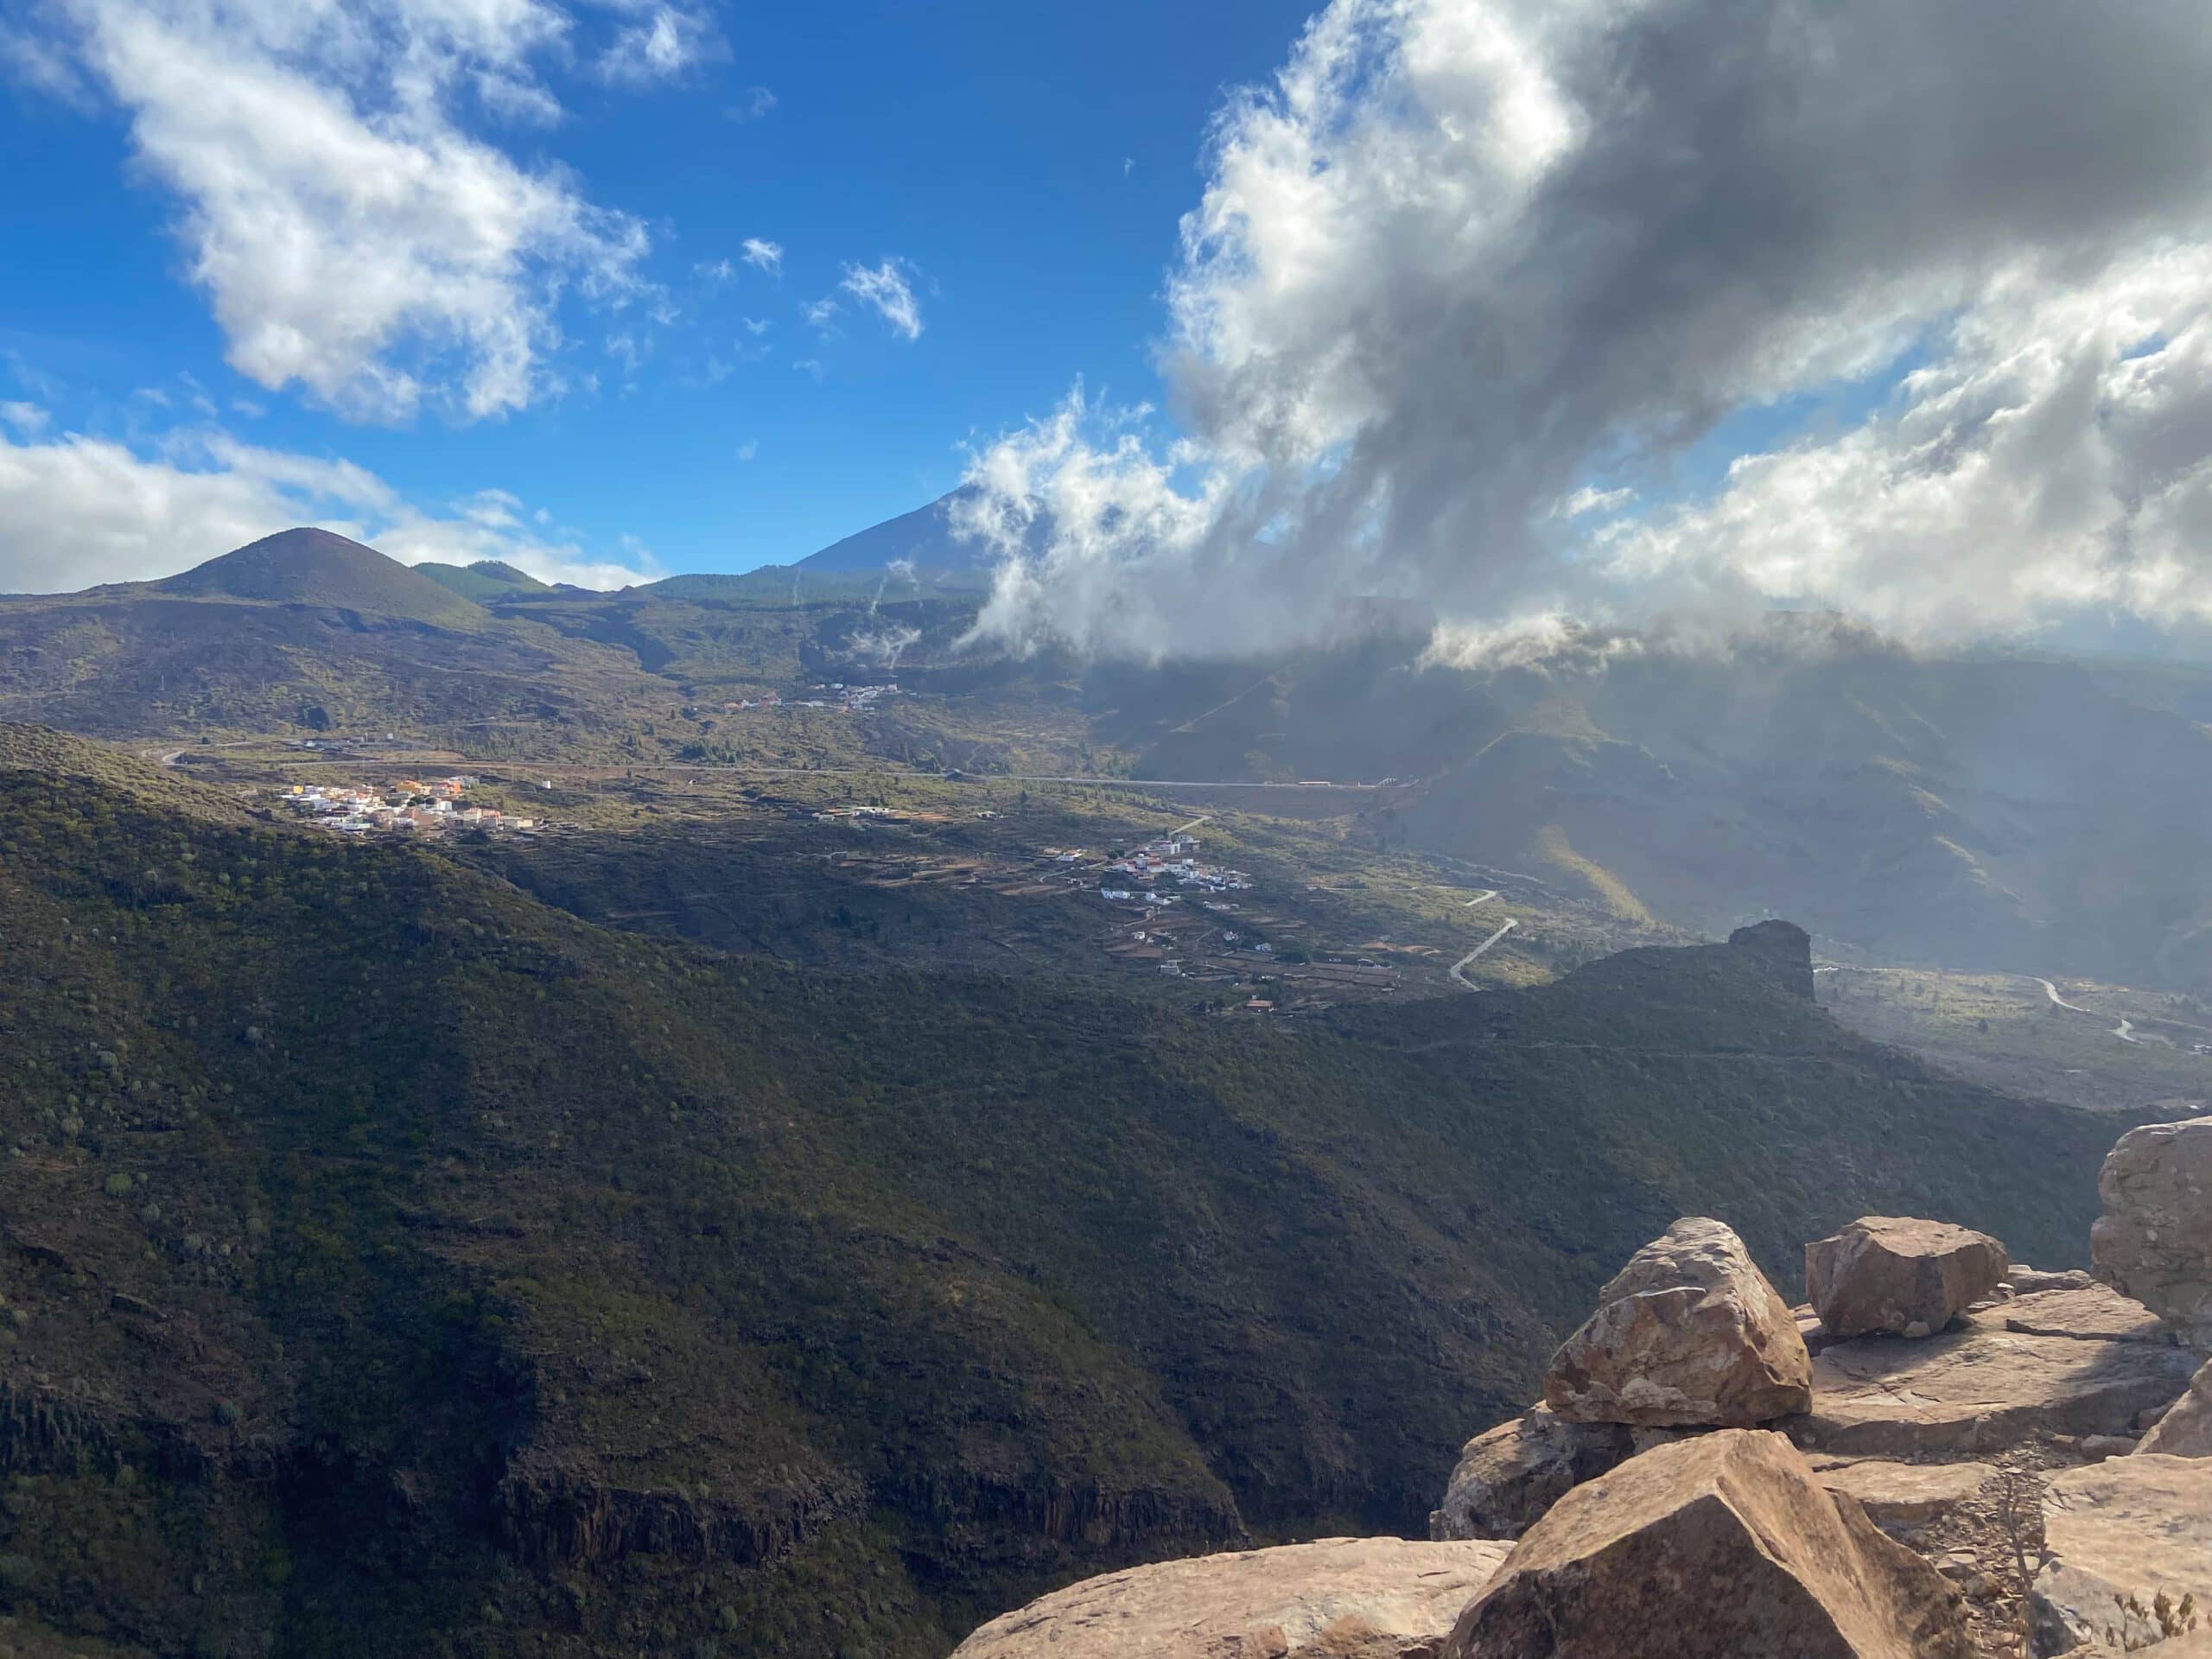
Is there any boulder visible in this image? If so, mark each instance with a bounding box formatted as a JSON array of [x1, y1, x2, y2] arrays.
[[2136, 1357, 2212, 1458], [1796, 1324, 2196, 1459], [2030, 1456, 2212, 1657], [2092, 1116, 2212, 1349], [1441, 1430, 1972, 1658], [1805, 1217, 2008, 1339], [1429, 1407, 1649, 1541], [1544, 1217, 1812, 1427], [950, 1536, 1513, 1659], [1813, 1459, 1998, 1529]]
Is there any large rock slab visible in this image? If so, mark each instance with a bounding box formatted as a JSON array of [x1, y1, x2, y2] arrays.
[[1993, 1285, 2177, 1345], [2030, 1456, 2212, 1656], [1814, 1459, 1999, 1529], [1796, 1325, 2196, 1458], [1545, 1217, 1812, 1427], [2137, 1357, 2212, 1458], [1429, 1407, 1651, 1541], [2093, 1116, 2212, 1349], [950, 1536, 1512, 1659], [1441, 1430, 1972, 1658], [1807, 1217, 2008, 1339]]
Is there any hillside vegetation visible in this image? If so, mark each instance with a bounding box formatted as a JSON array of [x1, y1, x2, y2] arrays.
[[0, 730, 2125, 1657]]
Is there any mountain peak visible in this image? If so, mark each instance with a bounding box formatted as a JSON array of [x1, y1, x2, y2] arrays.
[[154, 527, 488, 626]]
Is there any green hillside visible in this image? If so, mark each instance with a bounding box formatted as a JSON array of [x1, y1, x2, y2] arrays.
[[414, 560, 556, 603], [0, 733, 2122, 1657]]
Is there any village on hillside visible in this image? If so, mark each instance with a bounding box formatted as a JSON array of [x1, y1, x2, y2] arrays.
[[280, 775, 542, 836]]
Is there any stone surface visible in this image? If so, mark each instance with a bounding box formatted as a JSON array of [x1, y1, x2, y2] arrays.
[[1428, 1406, 1653, 1541], [950, 1536, 1513, 1659], [1544, 1217, 1812, 1427], [2092, 1116, 2212, 1350], [1814, 1459, 1998, 1529], [2031, 1456, 2212, 1656], [1806, 1217, 2009, 1340], [1441, 1430, 1972, 1659], [1795, 1325, 2196, 1458], [2137, 1357, 2212, 1458], [1991, 1284, 2177, 1345], [2012, 1268, 2097, 1295]]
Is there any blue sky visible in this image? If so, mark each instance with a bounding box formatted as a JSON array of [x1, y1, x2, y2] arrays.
[[1, 1, 1309, 581]]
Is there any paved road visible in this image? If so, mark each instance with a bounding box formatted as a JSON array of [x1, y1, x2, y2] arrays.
[[2033, 976, 2147, 1046], [1449, 918, 1519, 988], [2035, 976, 2093, 1014], [1462, 888, 1499, 908]]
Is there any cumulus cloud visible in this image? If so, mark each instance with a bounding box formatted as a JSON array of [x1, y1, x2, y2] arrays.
[[23, 0, 661, 423], [840, 258, 922, 340], [961, 0, 2212, 662], [741, 237, 784, 276], [0, 418, 655, 593]]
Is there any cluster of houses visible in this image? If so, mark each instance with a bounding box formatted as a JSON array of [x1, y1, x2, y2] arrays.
[[281, 777, 538, 836], [1099, 835, 1254, 906]]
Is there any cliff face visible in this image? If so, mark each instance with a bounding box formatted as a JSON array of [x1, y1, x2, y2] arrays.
[[0, 763, 2122, 1657]]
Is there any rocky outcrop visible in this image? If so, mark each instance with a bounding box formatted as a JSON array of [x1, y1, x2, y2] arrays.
[[1544, 1217, 1812, 1428], [1795, 1321, 2196, 1459], [2136, 1357, 2212, 1458], [1806, 1217, 2008, 1339], [2092, 1116, 2212, 1349], [2030, 1456, 2212, 1656], [949, 1536, 1513, 1658], [493, 1465, 860, 1571], [1428, 1408, 1673, 1541], [1442, 1430, 1971, 1658]]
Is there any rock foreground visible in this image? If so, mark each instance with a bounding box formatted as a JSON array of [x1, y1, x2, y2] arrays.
[[2031, 1456, 2212, 1655], [1543, 1217, 1813, 1427], [963, 1116, 2212, 1659], [948, 1536, 1511, 1659], [2093, 1115, 2212, 1349], [1807, 1216, 2008, 1338], [1443, 1430, 1972, 1659]]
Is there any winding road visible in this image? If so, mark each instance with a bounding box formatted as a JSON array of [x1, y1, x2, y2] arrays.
[[1450, 918, 1519, 988]]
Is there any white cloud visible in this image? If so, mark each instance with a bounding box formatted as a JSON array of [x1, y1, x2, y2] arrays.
[[741, 237, 784, 276], [1555, 486, 1633, 520], [791, 358, 823, 382], [735, 437, 757, 461], [0, 418, 655, 592], [840, 257, 922, 340], [596, 3, 718, 86], [727, 84, 774, 120], [1605, 252, 2212, 639], [800, 296, 841, 334], [26, 0, 657, 423], [696, 257, 735, 285], [1, 402, 52, 437], [741, 316, 771, 336], [961, 0, 2212, 661]]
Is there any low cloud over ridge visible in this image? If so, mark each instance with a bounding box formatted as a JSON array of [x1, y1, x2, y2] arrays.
[[957, 0, 2212, 662]]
